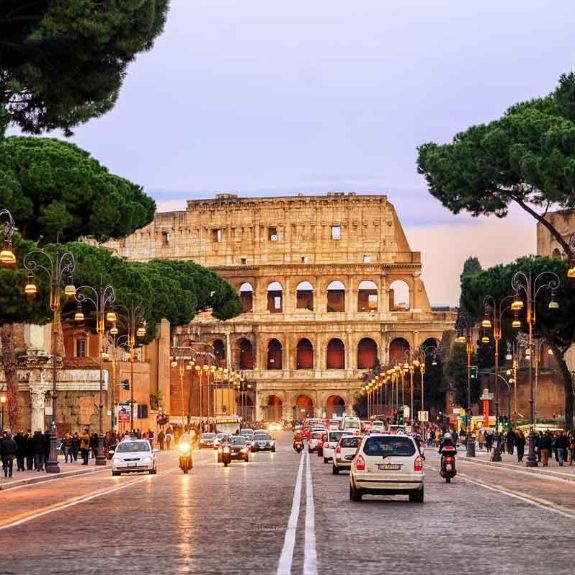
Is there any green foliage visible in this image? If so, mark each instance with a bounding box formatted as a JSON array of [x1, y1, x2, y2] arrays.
[[0, 1, 169, 134], [444, 342, 480, 407], [0, 137, 156, 243], [417, 72, 575, 257]]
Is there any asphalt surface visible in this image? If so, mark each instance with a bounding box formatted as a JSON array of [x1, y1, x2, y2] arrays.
[[0, 433, 574, 575]]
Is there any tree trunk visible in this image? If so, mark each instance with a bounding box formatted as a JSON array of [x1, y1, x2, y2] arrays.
[[550, 342, 574, 431], [0, 323, 21, 430]]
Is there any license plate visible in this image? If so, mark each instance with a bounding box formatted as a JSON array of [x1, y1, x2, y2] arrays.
[[378, 463, 401, 471], [128, 462, 138, 467]]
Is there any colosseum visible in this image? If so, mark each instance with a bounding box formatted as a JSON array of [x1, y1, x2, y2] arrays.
[[112, 192, 454, 421]]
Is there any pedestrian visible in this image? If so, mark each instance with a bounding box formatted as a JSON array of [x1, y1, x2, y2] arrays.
[[31, 430, 44, 471], [506, 428, 516, 455], [14, 430, 26, 472], [25, 430, 34, 470], [515, 429, 526, 463], [89, 433, 99, 459], [63, 432, 73, 463], [555, 430, 568, 466], [0, 431, 18, 478], [568, 431, 575, 466], [157, 430, 165, 450], [485, 432, 493, 453], [539, 431, 552, 466], [79, 429, 90, 465], [165, 430, 173, 450], [71, 432, 80, 462]]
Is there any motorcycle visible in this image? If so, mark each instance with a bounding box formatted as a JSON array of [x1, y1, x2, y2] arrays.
[[220, 445, 232, 467], [179, 441, 193, 474], [439, 445, 457, 483], [293, 440, 304, 453]]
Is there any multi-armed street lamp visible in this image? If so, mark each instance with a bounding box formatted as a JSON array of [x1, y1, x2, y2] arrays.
[[481, 294, 516, 462], [170, 353, 193, 424], [412, 345, 438, 420], [455, 309, 475, 457], [109, 303, 147, 433], [510, 269, 560, 467], [0, 208, 17, 265], [74, 283, 116, 465], [24, 241, 76, 473]]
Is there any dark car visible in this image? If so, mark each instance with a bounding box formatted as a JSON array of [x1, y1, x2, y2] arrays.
[[218, 436, 250, 462], [251, 432, 276, 452]]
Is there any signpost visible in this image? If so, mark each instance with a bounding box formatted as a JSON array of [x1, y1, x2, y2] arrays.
[[417, 410, 429, 422]]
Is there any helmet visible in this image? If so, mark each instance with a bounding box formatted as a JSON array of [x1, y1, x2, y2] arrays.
[[443, 432, 452, 440]]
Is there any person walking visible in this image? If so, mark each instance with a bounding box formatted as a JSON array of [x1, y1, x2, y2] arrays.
[[555, 430, 568, 466], [539, 431, 552, 467], [25, 430, 34, 470], [515, 429, 526, 463], [568, 431, 575, 466], [32, 430, 45, 471], [157, 430, 165, 451], [14, 430, 27, 472], [79, 429, 90, 465], [0, 431, 18, 478], [63, 432, 73, 463], [89, 433, 99, 459], [71, 432, 80, 462], [485, 431, 493, 453]]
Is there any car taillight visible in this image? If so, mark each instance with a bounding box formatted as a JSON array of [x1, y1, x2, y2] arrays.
[[335, 445, 341, 454], [414, 456, 423, 472], [355, 454, 365, 471]]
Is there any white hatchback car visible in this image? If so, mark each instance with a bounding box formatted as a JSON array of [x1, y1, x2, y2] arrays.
[[111, 439, 157, 476], [332, 435, 361, 474], [349, 434, 424, 502], [321, 430, 347, 463]]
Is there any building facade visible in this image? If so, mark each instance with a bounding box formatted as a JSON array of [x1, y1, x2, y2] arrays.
[[111, 192, 455, 421]]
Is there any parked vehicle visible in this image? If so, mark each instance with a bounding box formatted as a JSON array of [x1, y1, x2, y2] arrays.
[[349, 434, 424, 502]]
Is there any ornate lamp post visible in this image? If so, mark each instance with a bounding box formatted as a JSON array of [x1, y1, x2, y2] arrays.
[[511, 269, 560, 467], [413, 345, 438, 418], [170, 352, 193, 424], [24, 242, 76, 473], [455, 309, 475, 457], [0, 208, 16, 265], [74, 283, 116, 465]]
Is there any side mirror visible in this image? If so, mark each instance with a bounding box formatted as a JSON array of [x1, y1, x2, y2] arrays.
[[108, 450, 115, 455]]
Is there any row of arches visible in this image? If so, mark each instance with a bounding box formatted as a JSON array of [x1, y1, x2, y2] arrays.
[[239, 279, 410, 313], [265, 394, 346, 420], [233, 336, 438, 371]]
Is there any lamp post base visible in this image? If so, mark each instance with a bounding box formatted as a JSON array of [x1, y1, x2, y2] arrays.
[[45, 427, 60, 474], [465, 435, 476, 457], [95, 434, 107, 466], [525, 431, 538, 467]]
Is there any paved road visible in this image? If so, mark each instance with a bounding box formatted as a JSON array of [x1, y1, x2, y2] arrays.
[[1, 433, 574, 574]]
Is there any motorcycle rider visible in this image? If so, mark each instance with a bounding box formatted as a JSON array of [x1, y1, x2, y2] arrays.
[[439, 432, 456, 453], [293, 431, 304, 450]]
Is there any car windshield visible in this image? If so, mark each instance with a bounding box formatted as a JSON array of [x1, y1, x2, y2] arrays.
[[363, 436, 416, 457], [116, 441, 150, 453], [328, 432, 345, 441], [311, 432, 323, 439], [240, 430, 254, 435], [340, 437, 361, 448], [202, 433, 215, 439], [229, 437, 246, 445], [255, 433, 271, 440]]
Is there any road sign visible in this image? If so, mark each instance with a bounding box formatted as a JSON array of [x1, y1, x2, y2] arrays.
[[418, 410, 429, 422], [403, 406, 410, 419], [118, 405, 131, 423]]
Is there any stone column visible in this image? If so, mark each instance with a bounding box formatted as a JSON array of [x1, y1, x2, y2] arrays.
[[29, 370, 49, 432]]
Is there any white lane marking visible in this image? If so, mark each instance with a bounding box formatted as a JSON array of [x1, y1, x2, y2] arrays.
[[304, 450, 318, 575], [277, 451, 305, 575]]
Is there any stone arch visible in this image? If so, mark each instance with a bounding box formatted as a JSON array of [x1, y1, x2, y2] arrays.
[[295, 394, 314, 419], [389, 337, 411, 363], [357, 280, 378, 312], [212, 339, 226, 363], [326, 338, 345, 369], [421, 337, 439, 349], [239, 282, 254, 313], [238, 338, 254, 370], [266, 394, 283, 421], [326, 280, 345, 312], [326, 395, 346, 418], [267, 281, 283, 313], [357, 337, 378, 369], [296, 281, 314, 311], [389, 279, 410, 311], [296, 338, 314, 369], [267, 338, 283, 370]]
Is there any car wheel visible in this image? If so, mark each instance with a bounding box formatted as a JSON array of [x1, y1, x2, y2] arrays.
[[271, 447, 276, 453], [183, 468, 189, 474], [308, 448, 312, 453], [350, 485, 362, 501], [323, 457, 329, 464], [223, 461, 229, 467], [112, 470, 120, 476], [332, 465, 339, 475], [409, 487, 424, 503], [446, 476, 451, 484], [149, 467, 157, 475]]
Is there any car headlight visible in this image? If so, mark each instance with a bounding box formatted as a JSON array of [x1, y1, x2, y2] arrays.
[[112, 457, 122, 464], [142, 457, 152, 464]]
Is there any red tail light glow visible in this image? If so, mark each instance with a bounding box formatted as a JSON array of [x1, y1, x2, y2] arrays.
[[335, 445, 341, 455], [355, 454, 365, 471], [414, 456, 423, 472], [445, 457, 453, 463]]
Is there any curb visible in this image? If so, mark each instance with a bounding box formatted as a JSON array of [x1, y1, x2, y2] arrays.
[[0, 467, 106, 492], [460, 456, 575, 482]]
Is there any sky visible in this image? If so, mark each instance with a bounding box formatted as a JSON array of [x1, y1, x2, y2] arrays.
[[43, 0, 575, 305]]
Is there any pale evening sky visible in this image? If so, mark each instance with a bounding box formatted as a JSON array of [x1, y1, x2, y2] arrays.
[[41, 0, 575, 305]]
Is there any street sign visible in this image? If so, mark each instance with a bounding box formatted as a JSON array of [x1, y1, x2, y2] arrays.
[[403, 406, 410, 419], [118, 405, 131, 423], [418, 410, 429, 422]]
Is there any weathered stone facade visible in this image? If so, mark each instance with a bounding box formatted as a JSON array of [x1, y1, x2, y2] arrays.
[[111, 192, 455, 420]]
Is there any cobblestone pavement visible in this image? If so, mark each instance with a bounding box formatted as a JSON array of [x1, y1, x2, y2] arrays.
[[0, 434, 574, 575]]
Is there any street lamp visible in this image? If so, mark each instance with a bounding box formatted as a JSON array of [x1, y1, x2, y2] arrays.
[[75, 283, 116, 465], [110, 303, 146, 433], [0, 208, 16, 265], [412, 345, 438, 421], [170, 352, 194, 424], [24, 241, 76, 473], [481, 294, 515, 462], [456, 309, 475, 457], [511, 269, 560, 467]]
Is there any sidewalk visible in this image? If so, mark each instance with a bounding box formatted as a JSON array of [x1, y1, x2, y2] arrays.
[[0, 459, 108, 491]]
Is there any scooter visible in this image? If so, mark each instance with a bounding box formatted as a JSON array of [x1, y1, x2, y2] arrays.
[[439, 445, 457, 483], [179, 441, 193, 474], [220, 445, 232, 467], [293, 439, 304, 453]]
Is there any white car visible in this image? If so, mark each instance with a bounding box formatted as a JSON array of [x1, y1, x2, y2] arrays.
[[349, 434, 424, 502], [307, 431, 324, 453], [112, 439, 157, 476], [332, 435, 361, 474], [321, 430, 347, 463]]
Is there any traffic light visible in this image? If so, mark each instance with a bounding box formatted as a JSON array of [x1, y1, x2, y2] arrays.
[[502, 416, 510, 428], [470, 366, 478, 379], [121, 379, 130, 390]]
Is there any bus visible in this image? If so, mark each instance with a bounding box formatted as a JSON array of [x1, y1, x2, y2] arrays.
[[214, 416, 241, 435], [341, 416, 361, 432]]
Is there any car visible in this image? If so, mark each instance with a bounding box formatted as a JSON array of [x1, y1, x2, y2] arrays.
[[218, 436, 250, 462], [307, 431, 324, 453], [199, 432, 217, 448], [332, 435, 361, 474], [111, 439, 157, 476], [240, 428, 255, 447], [321, 430, 347, 463], [251, 432, 276, 452], [349, 434, 424, 502], [268, 422, 283, 432], [213, 432, 229, 449]]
